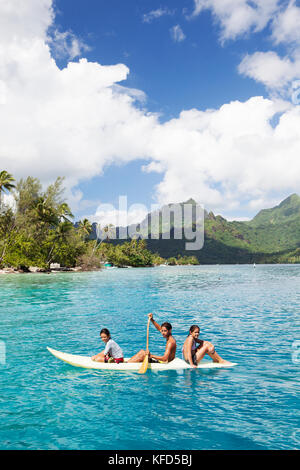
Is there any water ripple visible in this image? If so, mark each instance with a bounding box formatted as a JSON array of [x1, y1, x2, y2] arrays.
[[0, 265, 299, 449]]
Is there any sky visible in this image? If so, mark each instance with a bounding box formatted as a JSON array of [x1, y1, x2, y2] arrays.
[[0, 0, 300, 225]]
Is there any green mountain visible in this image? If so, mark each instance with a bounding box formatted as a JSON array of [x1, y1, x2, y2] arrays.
[[239, 194, 300, 253], [93, 194, 300, 264], [250, 194, 300, 226]]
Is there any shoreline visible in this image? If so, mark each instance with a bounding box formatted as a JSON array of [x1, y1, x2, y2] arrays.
[[1, 262, 300, 275], [0, 267, 86, 275]]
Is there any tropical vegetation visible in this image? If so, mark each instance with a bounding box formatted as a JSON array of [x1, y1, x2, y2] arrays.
[[0, 175, 86, 270], [1, 170, 300, 270], [0, 172, 172, 270], [0, 170, 15, 209], [121, 195, 300, 264]]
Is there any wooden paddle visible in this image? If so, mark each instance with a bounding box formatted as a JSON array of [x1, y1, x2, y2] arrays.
[[138, 316, 151, 374]]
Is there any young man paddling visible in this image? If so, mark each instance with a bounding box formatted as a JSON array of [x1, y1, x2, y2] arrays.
[[128, 313, 176, 363]]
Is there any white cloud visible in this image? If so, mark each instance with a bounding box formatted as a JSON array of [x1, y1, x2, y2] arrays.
[[112, 84, 147, 104], [142, 8, 174, 23], [88, 205, 149, 227], [237, 2, 300, 91], [1, 0, 300, 223], [0, 0, 158, 191], [248, 197, 282, 211], [238, 51, 300, 90], [0, 0, 54, 43], [191, 0, 280, 41], [2, 193, 16, 211], [144, 96, 300, 214], [49, 30, 91, 60], [225, 216, 251, 222], [191, 1, 300, 92], [271, 1, 300, 46], [170, 25, 186, 43]]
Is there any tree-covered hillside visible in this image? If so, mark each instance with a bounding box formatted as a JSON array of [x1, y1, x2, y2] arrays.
[[1, 168, 300, 268], [0, 172, 171, 270], [97, 194, 300, 264]]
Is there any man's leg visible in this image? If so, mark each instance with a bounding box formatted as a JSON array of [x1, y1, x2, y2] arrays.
[[91, 352, 105, 362], [127, 349, 147, 363], [195, 341, 231, 364]]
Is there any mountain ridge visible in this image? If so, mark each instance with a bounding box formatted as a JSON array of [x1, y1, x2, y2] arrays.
[[90, 194, 300, 264]]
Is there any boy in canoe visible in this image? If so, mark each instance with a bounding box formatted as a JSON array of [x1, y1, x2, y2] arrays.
[[182, 325, 231, 368], [128, 313, 176, 363], [91, 328, 124, 363]]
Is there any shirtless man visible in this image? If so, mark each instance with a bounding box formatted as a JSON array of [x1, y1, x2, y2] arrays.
[[128, 313, 176, 363]]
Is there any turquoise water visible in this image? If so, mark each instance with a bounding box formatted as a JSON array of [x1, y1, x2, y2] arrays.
[[0, 265, 299, 450]]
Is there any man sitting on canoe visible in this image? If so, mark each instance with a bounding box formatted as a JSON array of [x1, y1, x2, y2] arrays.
[[128, 313, 176, 363]]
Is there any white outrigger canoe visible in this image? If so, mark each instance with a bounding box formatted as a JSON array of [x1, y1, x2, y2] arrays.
[[47, 347, 237, 371]]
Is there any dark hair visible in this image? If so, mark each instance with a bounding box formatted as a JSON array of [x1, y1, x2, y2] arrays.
[[161, 322, 172, 331], [189, 325, 200, 334], [100, 328, 110, 337]]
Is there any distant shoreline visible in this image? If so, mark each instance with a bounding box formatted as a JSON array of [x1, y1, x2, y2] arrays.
[[0, 267, 86, 275], [1, 263, 300, 275]]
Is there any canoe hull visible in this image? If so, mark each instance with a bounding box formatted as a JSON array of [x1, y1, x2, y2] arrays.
[[47, 347, 237, 371]]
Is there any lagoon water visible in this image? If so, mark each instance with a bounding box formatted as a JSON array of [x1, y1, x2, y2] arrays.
[[0, 265, 299, 450]]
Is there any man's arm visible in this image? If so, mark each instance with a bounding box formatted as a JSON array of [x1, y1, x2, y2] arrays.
[[92, 340, 111, 360], [150, 341, 174, 363], [148, 313, 161, 332]]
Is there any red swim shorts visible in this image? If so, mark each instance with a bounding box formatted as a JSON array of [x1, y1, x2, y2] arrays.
[[104, 356, 124, 364], [114, 357, 124, 364]]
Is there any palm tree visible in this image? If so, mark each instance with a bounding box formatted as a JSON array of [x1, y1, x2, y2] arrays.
[[57, 202, 74, 223], [102, 224, 115, 241], [88, 223, 115, 265], [55, 221, 74, 239], [78, 218, 92, 240], [47, 221, 74, 265], [35, 197, 57, 225], [0, 170, 15, 209], [35, 199, 73, 227]]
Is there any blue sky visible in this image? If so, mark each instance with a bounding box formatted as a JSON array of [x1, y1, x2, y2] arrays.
[[53, 0, 269, 220], [1, 0, 300, 224], [53, 0, 267, 116]]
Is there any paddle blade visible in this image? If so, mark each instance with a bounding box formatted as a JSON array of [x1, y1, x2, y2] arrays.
[[138, 354, 149, 374]]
